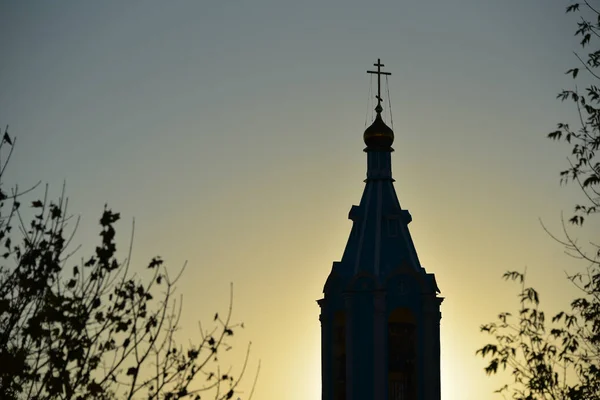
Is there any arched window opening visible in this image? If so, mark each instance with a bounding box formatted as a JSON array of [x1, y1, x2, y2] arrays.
[[333, 312, 346, 400], [388, 308, 416, 400]]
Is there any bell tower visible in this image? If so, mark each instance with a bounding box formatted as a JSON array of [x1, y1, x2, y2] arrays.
[[317, 59, 443, 400]]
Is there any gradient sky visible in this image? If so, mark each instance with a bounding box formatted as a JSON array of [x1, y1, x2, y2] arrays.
[[0, 1, 595, 399]]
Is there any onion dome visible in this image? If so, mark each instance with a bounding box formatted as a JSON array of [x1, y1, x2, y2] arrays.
[[364, 103, 394, 149]]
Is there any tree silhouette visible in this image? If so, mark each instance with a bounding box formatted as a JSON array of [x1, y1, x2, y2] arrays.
[[0, 127, 257, 400], [477, 2, 599, 399]]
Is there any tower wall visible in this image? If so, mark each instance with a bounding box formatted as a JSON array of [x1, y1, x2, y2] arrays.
[[319, 271, 442, 400]]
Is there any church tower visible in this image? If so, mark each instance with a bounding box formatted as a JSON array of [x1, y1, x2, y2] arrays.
[[317, 59, 443, 400]]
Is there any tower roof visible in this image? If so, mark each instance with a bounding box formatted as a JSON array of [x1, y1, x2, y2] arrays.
[[325, 58, 439, 295]]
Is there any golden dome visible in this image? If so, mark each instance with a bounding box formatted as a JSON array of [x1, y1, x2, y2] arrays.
[[363, 111, 394, 149]]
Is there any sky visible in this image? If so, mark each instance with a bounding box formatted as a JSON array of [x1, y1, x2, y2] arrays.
[[0, 1, 595, 399]]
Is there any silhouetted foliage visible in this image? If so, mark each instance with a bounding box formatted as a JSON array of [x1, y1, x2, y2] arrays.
[[477, 2, 600, 399], [0, 127, 257, 400], [548, 2, 600, 227], [477, 270, 599, 399]]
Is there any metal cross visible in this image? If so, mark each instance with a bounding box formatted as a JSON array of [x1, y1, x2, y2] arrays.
[[367, 58, 391, 104]]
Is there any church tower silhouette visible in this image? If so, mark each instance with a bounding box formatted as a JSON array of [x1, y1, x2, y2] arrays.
[[317, 59, 443, 400]]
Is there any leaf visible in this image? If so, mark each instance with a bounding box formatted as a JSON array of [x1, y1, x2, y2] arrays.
[[99, 208, 120, 226], [582, 174, 600, 187], [581, 33, 591, 46], [547, 130, 562, 140], [87, 381, 102, 395], [31, 200, 43, 208], [569, 215, 584, 225], [214, 313, 218, 321], [147, 256, 163, 269], [566, 68, 579, 78], [126, 367, 137, 377], [50, 205, 61, 219], [2, 131, 12, 145], [187, 349, 199, 359], [0, 299, 10, 313]]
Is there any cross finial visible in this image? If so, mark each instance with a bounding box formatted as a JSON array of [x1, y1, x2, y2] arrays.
[[366, 58, 391, 113]]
